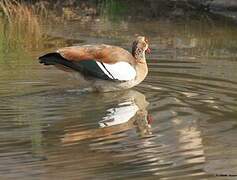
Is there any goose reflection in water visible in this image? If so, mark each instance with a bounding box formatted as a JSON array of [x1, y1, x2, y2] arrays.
[[62, 90, 153, 143]]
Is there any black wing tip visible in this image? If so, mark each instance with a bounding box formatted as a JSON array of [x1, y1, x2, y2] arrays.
[[38, 52, 63, 65], [38, 52, 60, 59], [38, 56, 45, 64]]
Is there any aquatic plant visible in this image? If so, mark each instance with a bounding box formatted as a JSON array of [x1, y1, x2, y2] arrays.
[[0, 0, 48, 49]]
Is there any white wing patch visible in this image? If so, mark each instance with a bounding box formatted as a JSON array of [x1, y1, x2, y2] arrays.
[[99, 101, 139, 127], [96, 61, 136, 81]]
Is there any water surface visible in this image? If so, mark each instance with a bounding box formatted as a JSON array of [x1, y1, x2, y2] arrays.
[[0, 14, 237, 179]]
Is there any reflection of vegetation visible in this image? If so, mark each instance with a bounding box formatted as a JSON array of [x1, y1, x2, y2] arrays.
[[99, 0, 127, 20], [0, 0, 128, 51], [0, 0, 236, 60]]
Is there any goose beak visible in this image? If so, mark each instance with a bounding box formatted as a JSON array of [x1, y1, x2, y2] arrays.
[[145, 47, 151, 54]]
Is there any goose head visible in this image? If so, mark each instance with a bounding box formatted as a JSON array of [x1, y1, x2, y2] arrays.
[[132, 36, 151, 62]]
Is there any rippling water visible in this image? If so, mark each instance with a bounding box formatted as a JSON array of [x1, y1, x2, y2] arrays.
[[0, 14, 237, 179]]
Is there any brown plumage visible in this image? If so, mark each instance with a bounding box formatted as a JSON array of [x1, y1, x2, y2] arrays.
[[39, 36, 150, 92], [58, 45, 135, 64]]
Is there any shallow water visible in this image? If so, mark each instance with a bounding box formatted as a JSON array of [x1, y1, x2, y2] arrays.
[[0, 14, 237, 179]]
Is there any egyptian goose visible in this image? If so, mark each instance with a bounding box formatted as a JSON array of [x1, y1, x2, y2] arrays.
[[39, 36, 150, 92]]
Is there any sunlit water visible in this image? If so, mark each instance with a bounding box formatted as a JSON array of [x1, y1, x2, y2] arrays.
[[0, 15, 237, 180]]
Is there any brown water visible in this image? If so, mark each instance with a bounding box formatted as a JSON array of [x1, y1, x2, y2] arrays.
[[0, 14, 237, 179]]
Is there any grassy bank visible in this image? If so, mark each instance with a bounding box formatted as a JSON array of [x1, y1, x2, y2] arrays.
[[0, 0, 236, 52], [0, 0, 44, 49]]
